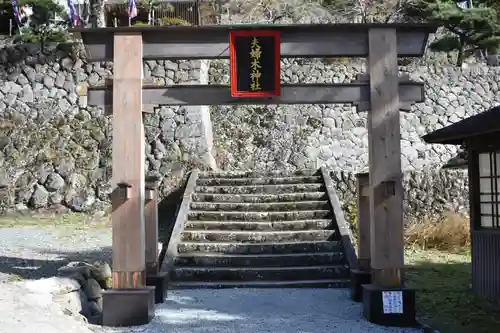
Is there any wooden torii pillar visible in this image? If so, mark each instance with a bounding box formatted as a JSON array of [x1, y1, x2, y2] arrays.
[[359, 28, 419, 327], [144, 175, 168, 304], [97, 31, 160, 327], [350, 171, 371, 302], [350, 72, 415, 308]]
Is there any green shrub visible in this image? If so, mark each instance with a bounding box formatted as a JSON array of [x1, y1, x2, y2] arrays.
[[10, 0, 71, 49], [157, 17, 191, 26]]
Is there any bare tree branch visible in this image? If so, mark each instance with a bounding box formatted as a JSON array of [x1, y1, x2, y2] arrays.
[[221, 0, 336, 24], [323, 0, 411, 23]]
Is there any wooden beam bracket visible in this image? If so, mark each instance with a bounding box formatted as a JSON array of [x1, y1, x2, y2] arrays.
[[382, 180, 396, 197], [372, 176, 403, 202], [117, 182, 132, 200], [145, 175, 161, 200], [356, 172, 370, 198], [145, 188, 155, 201], [353, 73, 415, 112], [145, 175, 161, 186]]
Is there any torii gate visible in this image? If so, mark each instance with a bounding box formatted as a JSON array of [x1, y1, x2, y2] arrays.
[[71, 23, 436, 327]]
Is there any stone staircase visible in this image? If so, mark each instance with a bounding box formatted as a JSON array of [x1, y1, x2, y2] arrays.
[[168, 170, 352, 289]]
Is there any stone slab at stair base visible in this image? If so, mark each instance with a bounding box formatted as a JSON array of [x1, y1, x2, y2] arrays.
[[101, 287, 155, 327], [362, 284, 417, 327], [350, 269, 371, 302], [146, 272, 169, 304]]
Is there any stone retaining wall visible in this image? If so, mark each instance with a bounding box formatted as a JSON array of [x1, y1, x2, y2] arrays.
[[331, 169, 469, 224], [0, 41, 489, 220], [0, 44, 215, 214]]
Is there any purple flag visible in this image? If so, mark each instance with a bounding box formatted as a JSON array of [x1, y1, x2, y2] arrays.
[[11, 0, 20, 24], [128, 0, 138, 18], [67, 0, 79, 27]]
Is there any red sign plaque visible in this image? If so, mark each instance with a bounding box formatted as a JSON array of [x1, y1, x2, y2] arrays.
[[229, 30, 280, 98]]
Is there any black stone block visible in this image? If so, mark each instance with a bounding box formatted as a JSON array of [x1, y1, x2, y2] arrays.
[[362, 284, 417, 327], [146, 272, 169, 304], [350, 269, 371, 302], [101, 287, 155, 327]]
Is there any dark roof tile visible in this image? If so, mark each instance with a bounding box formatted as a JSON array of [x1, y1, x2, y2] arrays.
[[422, 106, 500, 145]]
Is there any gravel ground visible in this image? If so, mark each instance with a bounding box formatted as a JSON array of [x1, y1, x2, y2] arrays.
[[0, 281, 95, 333], [0, 226, 424, 333], [96, 289, 424, 333], [0, 226, 112, 282]]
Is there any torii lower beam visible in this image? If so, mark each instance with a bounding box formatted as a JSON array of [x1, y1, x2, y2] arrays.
[[86, 82, 425, 106], [100, 31, 155, 327]]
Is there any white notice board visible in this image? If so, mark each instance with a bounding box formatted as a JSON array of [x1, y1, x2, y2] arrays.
[[382, 291, 403, 314]]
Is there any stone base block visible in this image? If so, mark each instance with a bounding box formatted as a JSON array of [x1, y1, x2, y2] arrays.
[[350, 269, 371, 302], [146, 272, 169, 304], [362, 284, 417, 327], [101, 286, 155, 327]]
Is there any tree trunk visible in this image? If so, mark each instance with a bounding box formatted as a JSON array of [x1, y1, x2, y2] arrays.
[[456, 46, 464, 67]]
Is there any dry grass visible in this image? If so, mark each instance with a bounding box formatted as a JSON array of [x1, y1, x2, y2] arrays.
[[404, 211, 470, 251], [343, 209, 500, 332], [402, 211, 500, 333]]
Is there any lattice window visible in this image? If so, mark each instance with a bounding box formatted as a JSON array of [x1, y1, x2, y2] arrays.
[[478, 151, 500, 228]]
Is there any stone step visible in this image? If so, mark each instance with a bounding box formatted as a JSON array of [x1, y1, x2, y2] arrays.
[[190, 201, 330, 212], [191, 192, 328, 203], [198, 169, 320, 179], [180, 230, 336, 243], [196, 176, 323, 186], [187, 210, 332, 222], [194, 183, 325, 195], [174, 252, 344, 267], [183, 219, 334, 231], [171, 265, 349, 282], [169, 279, 350, 289], [177, 240, 342, 254]]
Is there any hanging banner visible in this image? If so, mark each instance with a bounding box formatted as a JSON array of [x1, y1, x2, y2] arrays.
[[11, 0, 21, 24], [128, 0, 138, 18], [229, 30, 280, 98], [67, 0, 79, 27]]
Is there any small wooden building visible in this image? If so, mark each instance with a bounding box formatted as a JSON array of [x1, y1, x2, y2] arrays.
[[423, 105, 500, 302]]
